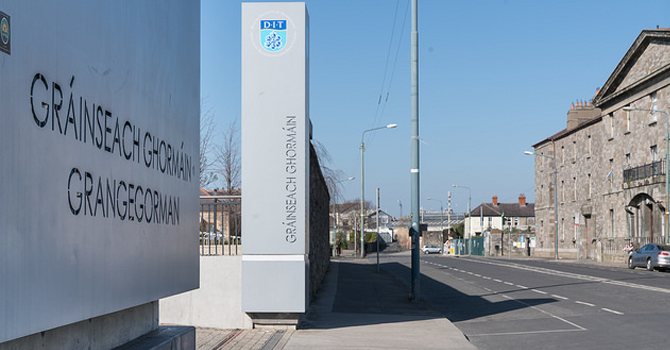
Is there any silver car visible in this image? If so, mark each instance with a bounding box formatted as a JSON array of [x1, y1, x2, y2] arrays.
[[421, 244, 441, 254], [627, 243, 670, 271]]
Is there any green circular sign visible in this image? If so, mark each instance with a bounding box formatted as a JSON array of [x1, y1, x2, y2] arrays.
[[1, 17, 8, 45]]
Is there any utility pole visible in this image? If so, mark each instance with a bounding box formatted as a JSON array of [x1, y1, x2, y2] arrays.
[[409, 0, 420, 302]]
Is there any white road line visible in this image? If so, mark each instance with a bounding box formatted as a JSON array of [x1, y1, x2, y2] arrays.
[[482, 276, 491, 280], [500, 294, 587, 331], [532, 289, 548, 295], [516, 285, 528, 289], [454, 257, 670, 295], [469, 329, 584, 337], [575, 301, 595, 307], [551, 294, 569, 300], [504, 282, 515, 286], [601, 308, 624, 315], [493, 279, 503, 283], [474, 274, 481, 277]]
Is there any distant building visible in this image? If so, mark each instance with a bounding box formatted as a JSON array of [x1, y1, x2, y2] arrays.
[[464, 194, 535, 236], [530, 29, 670, 261]]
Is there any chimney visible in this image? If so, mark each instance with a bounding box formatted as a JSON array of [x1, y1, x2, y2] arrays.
[[492, 195, 498, 206], [519, 194, 526, 206]]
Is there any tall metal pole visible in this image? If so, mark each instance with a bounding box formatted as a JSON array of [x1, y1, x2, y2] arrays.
[[409, 0, 420, 302], [361, 125, 397, 258], [376, 188, 380, 272], [360, 139, 365, 258], [524, 151, 558, 259], [553, 160, 558, 259]]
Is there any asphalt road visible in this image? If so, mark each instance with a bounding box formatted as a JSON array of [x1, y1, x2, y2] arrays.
[[379, 253, 670, 350]]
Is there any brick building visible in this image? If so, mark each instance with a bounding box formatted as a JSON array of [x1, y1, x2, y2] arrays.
[[531, 29, 670, 262]]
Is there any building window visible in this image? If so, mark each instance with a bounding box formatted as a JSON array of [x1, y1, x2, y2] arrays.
[[561, 218, 565, 241], [588, 135, 592, 156], [609, 113, 614, 139], [626, 153, 631, 168], [610, 209, 614, 238], [651, 92, 658, 123], [587, 174, 592, 199], [625, 107, 631, 132], [540, 184, 543, 205], [652, 145, 658, 162], [514, 217, 519, 226], [561, 180, 565, 202], [561, 146, 565, 165], [573, 177, 577, 201], [572, 141, 577, 162], [609, 158, 614, 190]]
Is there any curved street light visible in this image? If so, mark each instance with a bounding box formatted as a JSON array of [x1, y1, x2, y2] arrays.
[[452, 184, 472, 255], [360, 123, 397, 257], [427, 197, 444, 254], [525, 150, 558, 259]]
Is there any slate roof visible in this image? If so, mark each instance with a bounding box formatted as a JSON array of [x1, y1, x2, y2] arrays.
[[468, 202, 535, 218]]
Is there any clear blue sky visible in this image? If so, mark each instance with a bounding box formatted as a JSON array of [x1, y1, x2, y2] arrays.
[[202, 0, 670, 218]]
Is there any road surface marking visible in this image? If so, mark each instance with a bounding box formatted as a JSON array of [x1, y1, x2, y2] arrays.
[[575, 301, 595, 307], [493, 279, 503, 283], [474, 274, 481, 277], [601, 308, 624, 315], [500, 294, 587, 331], [456, 257, 670, 295], [532, 289, 548, 295], [470, 328, 584, 337], [551, 294, 569, 300], [516, 285, 528, 289], [504, 282, 515, 286]]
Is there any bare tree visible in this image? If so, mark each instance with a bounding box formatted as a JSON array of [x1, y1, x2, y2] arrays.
[[199, 100, 218, 188], [216, 118, 241, 194], [311, 140, 347, 203]]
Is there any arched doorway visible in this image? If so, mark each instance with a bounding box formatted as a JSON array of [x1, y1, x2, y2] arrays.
[[627, 193, 665, 245]]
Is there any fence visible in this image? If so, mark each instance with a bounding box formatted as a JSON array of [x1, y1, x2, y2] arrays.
[[199, 195, 241, 256], [450, 238, 485, 256], [623, 160, 664, 182], [602, 236, 668, 255]]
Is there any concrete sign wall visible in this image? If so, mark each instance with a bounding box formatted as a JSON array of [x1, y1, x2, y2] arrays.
[[0, 1, 200, 342], [241, 2, 310, 313]]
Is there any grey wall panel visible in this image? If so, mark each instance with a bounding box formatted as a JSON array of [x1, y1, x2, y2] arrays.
[[0, 1, 200, 342]]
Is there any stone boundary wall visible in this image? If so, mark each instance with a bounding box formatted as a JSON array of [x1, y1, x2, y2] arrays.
[[309, 143, 331, 301]]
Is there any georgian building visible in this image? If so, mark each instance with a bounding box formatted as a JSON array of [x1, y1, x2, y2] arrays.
[[531, 29, 670, 261]]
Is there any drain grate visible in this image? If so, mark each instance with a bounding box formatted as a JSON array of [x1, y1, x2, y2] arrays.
[[259, 330, 285, 350]]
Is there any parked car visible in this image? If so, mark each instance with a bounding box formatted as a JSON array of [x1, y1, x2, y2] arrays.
[[628, 243, 670, 271], [421, 244, 441, 254]]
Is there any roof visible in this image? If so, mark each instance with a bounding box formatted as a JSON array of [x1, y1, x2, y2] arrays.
[[593, 29, 670, 109], [532, 29, 670, 149], [468, 202, 535, 218]]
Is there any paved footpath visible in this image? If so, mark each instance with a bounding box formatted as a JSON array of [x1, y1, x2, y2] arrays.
[[195, 255, 476, 350]]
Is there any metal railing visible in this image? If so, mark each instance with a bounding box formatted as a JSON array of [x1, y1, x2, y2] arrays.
[[199, 195, 241, 256], [603, 236, 667, 255], [623, 160, 665, 182]]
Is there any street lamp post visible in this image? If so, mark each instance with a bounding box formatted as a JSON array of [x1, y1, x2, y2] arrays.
[[333, 177, 355, 256], [360, 123, 397, 258], [624, 107, 670, 244], [427, 198, 444, 254], [452, 185, 471, 255], [525, 150, 558, 259]]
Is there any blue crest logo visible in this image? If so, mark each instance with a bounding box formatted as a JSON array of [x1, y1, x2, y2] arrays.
[[260, 20, 287, 52]]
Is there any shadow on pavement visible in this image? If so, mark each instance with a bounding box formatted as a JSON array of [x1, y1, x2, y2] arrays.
[[381, 261, 558, 323], [300, 259, 557, 330]]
